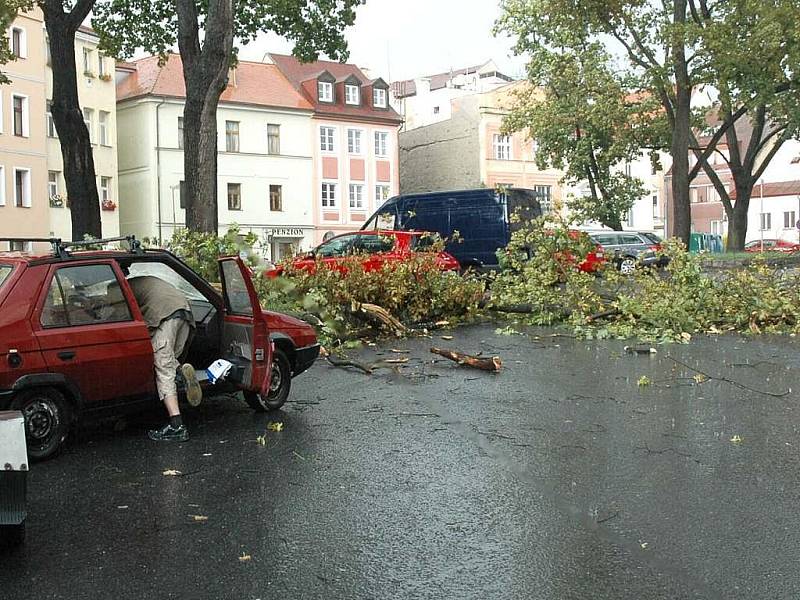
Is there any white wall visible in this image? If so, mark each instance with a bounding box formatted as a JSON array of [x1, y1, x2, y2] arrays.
[[746, 194, 800, 244]]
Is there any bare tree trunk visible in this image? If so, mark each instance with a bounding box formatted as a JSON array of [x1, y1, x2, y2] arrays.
[[176, 0, 234, 234], [727, 190, 750, 251], [42, 0, 101, 241], [670, 0, 691, 246]]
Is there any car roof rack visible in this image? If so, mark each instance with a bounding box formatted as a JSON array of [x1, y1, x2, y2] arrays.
[[0, 235, 143, 258]]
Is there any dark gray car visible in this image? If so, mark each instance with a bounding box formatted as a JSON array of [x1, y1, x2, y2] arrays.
[[587, 231, 665, 274]]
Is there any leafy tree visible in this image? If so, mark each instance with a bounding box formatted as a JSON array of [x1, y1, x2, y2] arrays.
[[1, 1, 103, 240], [93, 0, 362, 234], [497, 0, 799, 247], [502, 42, 657, 230]]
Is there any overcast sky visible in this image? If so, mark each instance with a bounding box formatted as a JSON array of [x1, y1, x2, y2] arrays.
[[239, 0, 527, 82]]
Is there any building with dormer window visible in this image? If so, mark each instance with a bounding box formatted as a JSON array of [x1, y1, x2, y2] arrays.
[[270, 54, 402, 243]]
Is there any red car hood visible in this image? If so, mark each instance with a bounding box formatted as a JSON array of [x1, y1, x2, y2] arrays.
[[262, 309, 318, 348]]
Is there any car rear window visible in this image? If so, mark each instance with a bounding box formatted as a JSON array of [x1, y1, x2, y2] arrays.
[[355, 234, 394, 254], [0, 264, 13, 290]]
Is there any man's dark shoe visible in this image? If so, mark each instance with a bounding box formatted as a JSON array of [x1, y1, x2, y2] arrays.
[[148, 423, 189, 442], [181, 363, 203, 407]]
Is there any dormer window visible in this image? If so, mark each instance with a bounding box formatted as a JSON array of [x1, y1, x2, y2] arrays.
[[345, 84, 360, 105], [318, 81, 333, 102], [373, 88, 387, 108]]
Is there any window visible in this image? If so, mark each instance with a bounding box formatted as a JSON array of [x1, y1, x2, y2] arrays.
[[11, 27, 25, 59], [433, 106, 440, 114], [321, 182, 336, 208], [269, 185, 282, 212], [225, 120, 240, 152], [179, 180, 186, 209], [375, 185, 390, 204], [227, 183, 241, 210], [48, 171, 58, 199], [318, 81, 333, 102], [41, 265, 132, 328], [349, 184, 364, 209], [652, 194, 658, 218], [100, 177, 111, 203], [177, 117, 184, 149], [320, 126, 335, 152], [14, 168, 31, 208], [373, 88, 387, 108], [532, 185, 552, 213], [83, 107, 93, 142], [760, 212, 772, 231], [98, 54, 106, 78], [706, 185, 720, 203], [12, 95, 27, 137], [345, 84, 360, 105], [82, 47, 92, 74], [318, 234, 358, 257], [784, 211, 796, 229], [690, 187, 700, 203], [347, 129, 362, 154], [626, 210, 635, 227], [267, 124, 280, 155], [374, 131, 388, 157], [493, 134, 512, 160], [99, 111, 110, 146], [711, 220, 723, 235], [46, 101, 56, 137]]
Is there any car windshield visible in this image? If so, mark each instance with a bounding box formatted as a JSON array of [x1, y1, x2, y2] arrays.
[[0, 264, 13, 290]]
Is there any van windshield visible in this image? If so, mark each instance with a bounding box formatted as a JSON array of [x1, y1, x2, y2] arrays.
[[0, 264, 14, 290]]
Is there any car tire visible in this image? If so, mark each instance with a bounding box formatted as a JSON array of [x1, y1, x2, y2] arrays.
[[11, 387, 71, 462], [618, 257, 637, 275], [243, 349, 292, 412], [0, 522, 25, 548]]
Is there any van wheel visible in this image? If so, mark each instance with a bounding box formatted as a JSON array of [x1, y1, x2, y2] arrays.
[[12, 387, 71, 461], [243, 350, 292, 412]]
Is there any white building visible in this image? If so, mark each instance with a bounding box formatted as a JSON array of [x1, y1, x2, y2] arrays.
[[115, 55, 316, 260], [391, 61, 514, 131]]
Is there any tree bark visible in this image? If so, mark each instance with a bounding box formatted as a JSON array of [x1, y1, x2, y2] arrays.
[[669, 0, 691, 246], [176, 0, 234, 234], [42, 0, 101, 241], [727, 189, 750, 251]]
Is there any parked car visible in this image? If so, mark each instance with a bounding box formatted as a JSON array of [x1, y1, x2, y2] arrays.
[[361, 188, 543, 271], [743, 239, 800, 253], [586, 230, 667, 274], [0, 237, 320, 460], [267, 230, 461, 276]]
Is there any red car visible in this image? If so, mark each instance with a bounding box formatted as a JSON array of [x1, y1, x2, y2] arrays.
[[268, 230, 461, 276], [744, 239, 800, 253], [0, 237, 319, 460], [546, 230, 606, 274]]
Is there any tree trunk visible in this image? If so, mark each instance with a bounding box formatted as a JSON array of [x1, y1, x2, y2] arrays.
[[669, 0, 691, 246], [176, 0, 234, 234], [42, 0, 101, 241], [605, 216, 623, 231], [727, 190, 750, 251]]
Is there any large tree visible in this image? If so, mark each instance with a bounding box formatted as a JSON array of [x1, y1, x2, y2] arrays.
[[502, 42, 658, 230], [1, 1, 103, 240], [93, 0, 362, 234], [498, 0, 799, 247]]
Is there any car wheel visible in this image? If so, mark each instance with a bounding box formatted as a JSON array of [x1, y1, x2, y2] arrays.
[[243, 349, 292, 412], [12, 387, 71, 461], [618, 257, 637, 275], [0, 522, 25, 548]]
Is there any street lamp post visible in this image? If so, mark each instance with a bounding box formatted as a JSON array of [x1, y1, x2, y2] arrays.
[[759, 179, 764, 249]]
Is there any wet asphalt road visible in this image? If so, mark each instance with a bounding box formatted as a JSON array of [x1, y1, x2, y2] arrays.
[[4, 323, 800, 599]]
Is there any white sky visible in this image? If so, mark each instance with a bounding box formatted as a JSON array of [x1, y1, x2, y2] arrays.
[[239, 0, 527, 82]]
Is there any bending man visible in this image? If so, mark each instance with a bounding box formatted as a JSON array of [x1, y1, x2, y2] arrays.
[[127, 275, 203, 442]]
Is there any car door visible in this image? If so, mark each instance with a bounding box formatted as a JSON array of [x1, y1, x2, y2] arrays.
[[33, 261, 155, 406], [218, 257, 272, 397]]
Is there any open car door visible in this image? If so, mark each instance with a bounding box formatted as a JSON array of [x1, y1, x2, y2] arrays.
[[217, 257, 272, 397]]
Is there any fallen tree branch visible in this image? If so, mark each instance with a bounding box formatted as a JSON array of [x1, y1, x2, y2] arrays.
[[586, 308, 622, 322], [352, 302, 408, 336], [430, 347, 502, 372], [666, 355, 790, 398], [325, 356, 373, 375]]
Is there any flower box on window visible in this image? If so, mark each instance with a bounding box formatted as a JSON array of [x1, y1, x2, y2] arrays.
[[83, 70, 95, 79], [101, 199, 117, 211], [49, 194, 65, 208], [99, 73, 112, 82]]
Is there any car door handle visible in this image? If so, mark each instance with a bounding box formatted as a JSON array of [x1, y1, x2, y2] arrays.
[[57, 351, 76, 361]]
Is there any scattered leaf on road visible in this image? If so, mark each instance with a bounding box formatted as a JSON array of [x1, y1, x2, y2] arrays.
[[267, 422, 284, 432], [162, 469, 181, 476], [693, 373, 708, 384], [390, 349, 410, 354], [256, 434, 267, 446], [117, 505, 128, 509], [730, 435, 743, 444], [292, 450, 306, 461], [440, 335, 454, 340], [384, 358, 409, 364], [637, 376, 652, 387], [191, 515, 208, 522], [239, 553, 252, 562]]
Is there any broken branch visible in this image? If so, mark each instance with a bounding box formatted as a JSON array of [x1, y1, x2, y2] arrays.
[[430, 347, 502, 372]]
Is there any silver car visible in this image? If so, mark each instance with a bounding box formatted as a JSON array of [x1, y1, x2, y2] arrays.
[[587, 231, 666, 274]]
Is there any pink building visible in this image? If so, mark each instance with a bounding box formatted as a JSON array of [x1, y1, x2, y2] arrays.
[[270, 54, 403, 243]]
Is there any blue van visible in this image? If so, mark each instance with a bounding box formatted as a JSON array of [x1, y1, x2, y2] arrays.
[[361, 188, 543, 270]]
